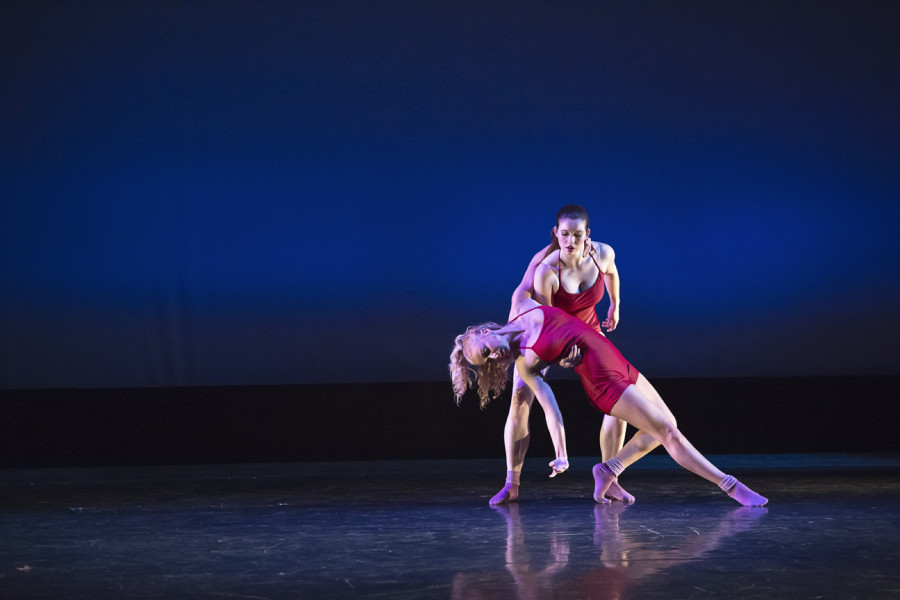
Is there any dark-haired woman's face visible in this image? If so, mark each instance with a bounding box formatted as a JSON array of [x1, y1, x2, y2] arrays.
[[554, 218, 589, 257]]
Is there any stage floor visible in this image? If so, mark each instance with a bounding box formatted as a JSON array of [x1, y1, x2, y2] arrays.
[[2, 454, 899, 599]]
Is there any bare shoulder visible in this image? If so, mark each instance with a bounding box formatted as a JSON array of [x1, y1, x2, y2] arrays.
[[535, 252, 560, 281], [588, 242, 615, 273], [526, 244, 553, 269], [539, 249, 562, 268], [516, 330, 547, 375], [594, 241, 614, 260]]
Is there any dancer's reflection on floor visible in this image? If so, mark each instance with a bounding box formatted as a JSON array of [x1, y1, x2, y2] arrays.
[[581, 503, 767, 599], [452, 503, 570, 600], [452, 503, 766, 599]]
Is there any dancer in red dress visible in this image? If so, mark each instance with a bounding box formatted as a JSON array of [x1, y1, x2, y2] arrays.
[[450, 298, 768, 507], [496, 205, 631, 505]]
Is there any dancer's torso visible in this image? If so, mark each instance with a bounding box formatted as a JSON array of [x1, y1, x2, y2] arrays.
[[512, 304, 639, 415], [515, 305, 594, 365], [552, 251, 605, 333]]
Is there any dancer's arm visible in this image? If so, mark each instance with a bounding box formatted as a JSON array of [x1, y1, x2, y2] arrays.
[[509, 244, 555, 321], [596, 242, 620, 332], [516, 355, 568, 476], [533, 255, 559, 307]]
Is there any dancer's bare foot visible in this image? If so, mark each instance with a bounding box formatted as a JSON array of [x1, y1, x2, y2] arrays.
[[727, 480, 768, 507], [490, 471, 521, 505], [604, 480, 635, 503], [592, 463, 616, 504], [490, 482, 519, 505]]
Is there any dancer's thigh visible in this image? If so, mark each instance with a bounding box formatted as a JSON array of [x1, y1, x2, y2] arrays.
[[633, 374, 677, 424], [608, 384, 673, 439]]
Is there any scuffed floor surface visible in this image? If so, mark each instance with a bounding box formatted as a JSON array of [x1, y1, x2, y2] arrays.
[[1, 454, 899, 599]]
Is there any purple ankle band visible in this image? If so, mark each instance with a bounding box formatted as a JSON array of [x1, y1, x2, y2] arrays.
[[718, 475, 737, 492], [507, 470, 521, 485], [605, 457, 624, 477]]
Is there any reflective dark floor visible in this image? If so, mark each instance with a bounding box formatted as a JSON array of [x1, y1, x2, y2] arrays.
[[2, 454, 899, 599]]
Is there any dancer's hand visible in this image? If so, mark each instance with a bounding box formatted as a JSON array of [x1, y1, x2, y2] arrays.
[[583, 237, 594, 258], [558, 344, 582, 368], [549, 457, 569, 478], [603, 305, 619, 332]]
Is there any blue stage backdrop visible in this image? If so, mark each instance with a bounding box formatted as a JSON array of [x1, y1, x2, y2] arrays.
[[2, 2, 898, 389]]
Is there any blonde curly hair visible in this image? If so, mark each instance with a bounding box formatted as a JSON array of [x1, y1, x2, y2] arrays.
[[449, 322, 515, 410]]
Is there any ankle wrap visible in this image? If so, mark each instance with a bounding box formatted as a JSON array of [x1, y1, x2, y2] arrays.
[[605, 457, 624, 477], [718, 475, 737, 492]]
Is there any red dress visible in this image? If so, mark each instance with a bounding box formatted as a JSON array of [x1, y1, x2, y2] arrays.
[[552, 252, 605, 333], [519, 305, 639, 414]]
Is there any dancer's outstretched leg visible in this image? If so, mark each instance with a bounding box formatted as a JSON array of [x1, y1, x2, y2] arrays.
[[608, 382, 768, 507]]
